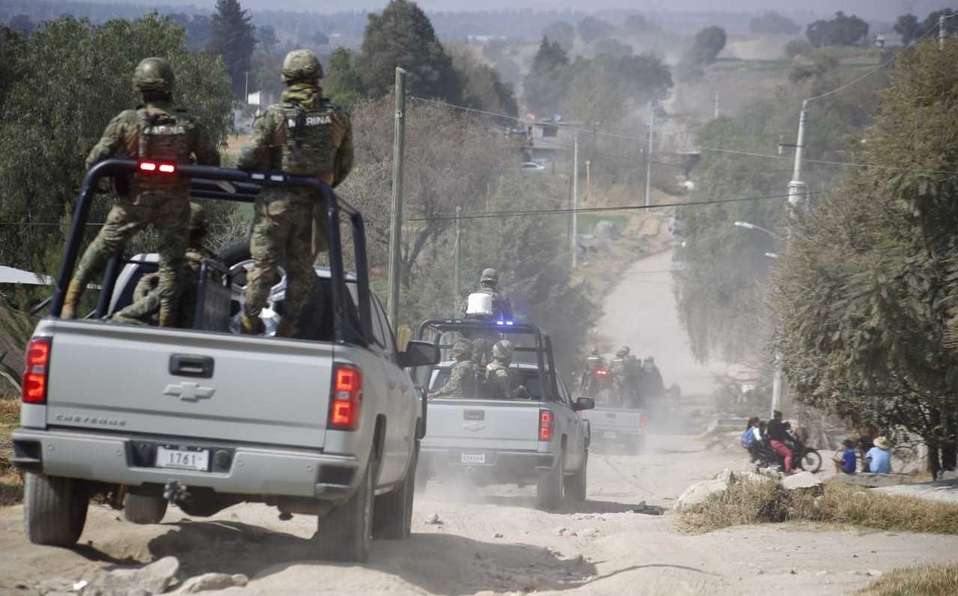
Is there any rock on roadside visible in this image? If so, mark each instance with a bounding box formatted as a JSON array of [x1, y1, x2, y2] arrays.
[[82, 556, 179, 596], [673, 468, 774, 511], [173, 573, 249, 594], [782, 471, 823, 491]]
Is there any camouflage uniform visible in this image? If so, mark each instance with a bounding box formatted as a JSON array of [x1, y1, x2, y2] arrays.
[[432, 340, 477, 398], [62, 57, 220, 326], [237, 49, 353, 337], [486, 340, 525, 399], [476, 268, 513, 320], [112, 203, 213, 327]]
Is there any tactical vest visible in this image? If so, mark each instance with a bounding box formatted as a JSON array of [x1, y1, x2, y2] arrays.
[[278, 102, 337, 178], [132, 107, 194, 193]]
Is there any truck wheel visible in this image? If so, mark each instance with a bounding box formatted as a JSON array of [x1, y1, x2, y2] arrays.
[[564, 450, 588, 502], [123, 493, 168, 525], [24, 473, 89, 547], [315, 457, 375, 562], [536, 448, 564, 511], [373, 440, 418, 540]]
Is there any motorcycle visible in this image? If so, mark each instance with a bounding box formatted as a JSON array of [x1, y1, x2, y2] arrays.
[[756, 438, 822, 474]]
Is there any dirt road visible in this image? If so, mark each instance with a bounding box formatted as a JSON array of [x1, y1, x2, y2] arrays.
[[2, 251, 957, 595]]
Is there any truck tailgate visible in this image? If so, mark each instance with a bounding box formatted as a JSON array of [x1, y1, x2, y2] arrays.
[[424, 399, 540, 451], [44, 321, 333, 449], [582, 408, 645, 434]]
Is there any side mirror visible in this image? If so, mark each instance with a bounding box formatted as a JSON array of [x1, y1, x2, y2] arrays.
[[398, 340, 440, 369], [573, 397, 595, 411]]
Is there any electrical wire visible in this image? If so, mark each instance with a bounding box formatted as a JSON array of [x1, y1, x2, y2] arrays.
[[408, 191, 820, 222]]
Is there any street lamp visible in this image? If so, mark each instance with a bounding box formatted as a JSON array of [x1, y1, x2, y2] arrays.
[[734, 220, 779, 240], [764, 252, 779, 259]]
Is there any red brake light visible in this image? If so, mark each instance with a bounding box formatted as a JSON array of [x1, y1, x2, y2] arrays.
[[595, 369, 608, 376], [329, 364, 363, 430], [139, 161, 176, 174], [539, 409, 554, 441], [23, 337, 51, 404], [639, 413, 647, 429]]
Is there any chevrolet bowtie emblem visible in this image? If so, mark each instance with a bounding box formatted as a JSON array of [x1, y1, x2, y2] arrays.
[[462, 422, 485, 432], [163, 382, 215, 402]]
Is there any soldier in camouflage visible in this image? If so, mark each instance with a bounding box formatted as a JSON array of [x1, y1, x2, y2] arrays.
[[237, 49, 354, 337], [111, 203, 214, 327], [61, 57, 220, 326], [486, 340, 525, 399], [475, 268, 513, 320], [431, 340, 477, 398]]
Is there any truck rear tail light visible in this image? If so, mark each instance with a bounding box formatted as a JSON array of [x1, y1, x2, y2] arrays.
[[329, 364, 362, 431], [639, 413, 647, 429], [139, 161, 177, 174], [539, 409, 554, 441], [23, 337, 51, 404]]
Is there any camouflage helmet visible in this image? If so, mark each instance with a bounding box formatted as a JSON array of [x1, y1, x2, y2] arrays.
[[492, 340, 513, 361], [450, 340, 472, 360], [281, 49, 323, 84], [614, 347, 628, 358], [590, 347, 600, 356], [622, 346, 631, 355], [480, 268, 499, 285], [132, 57, 175, 94], [189, 203, 206, 233]]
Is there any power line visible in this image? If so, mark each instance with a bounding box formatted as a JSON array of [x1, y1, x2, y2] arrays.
[[409, 191, 820, 222]]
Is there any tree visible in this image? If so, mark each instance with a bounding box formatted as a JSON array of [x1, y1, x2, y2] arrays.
[[577, 16, 613, 44], [522, 36, 570, 117], [893, 14, 921, 46], [676, 26, 726, 81], [749, 12, 800, 35], [325, 47, 366, 108], [185, 15, 211, 51], [806, 11, 869, 47], [257, 24, 277, 54], [207, 0, 256, 98], [9, 14, 35, 34], [772, 42, 958, 477], [310, 30, 329, 46], [450, 46, 517, 117], [591, 38, 633, 58], [624, 14, 656, 35], [567, 52, 671, 128], [921, 9, 958, 38], [542, 20, 575, 52], [356, 0, 461, 103], [0, 15, 233, 274]]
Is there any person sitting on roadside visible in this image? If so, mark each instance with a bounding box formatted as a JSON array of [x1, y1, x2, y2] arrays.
[[865, 436, 892, 474], [767, 410, 794, 474], [832, 439, 857, 475]]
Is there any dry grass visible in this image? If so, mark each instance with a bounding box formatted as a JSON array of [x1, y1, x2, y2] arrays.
[[680, 478, 958, 535], [858, 563, 958, 596], [0, 398, 23, 506]]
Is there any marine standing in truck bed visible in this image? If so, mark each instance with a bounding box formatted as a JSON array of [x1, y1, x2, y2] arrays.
[[237, 49, 354, 337]]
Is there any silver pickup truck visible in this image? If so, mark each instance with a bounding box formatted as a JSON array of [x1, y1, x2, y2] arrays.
[[412, 319, 593, 510], [580, 407, 647, 454], [12, 160, 438, 562]]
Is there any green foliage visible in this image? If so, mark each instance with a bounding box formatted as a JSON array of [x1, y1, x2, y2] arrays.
[[9, 14, 34, 33], [356, 0, 461, 103], [893, 14, 921, 46], [523, 36, 571, 117], [577, 16, 613, 44], [784, 39, 813, 59], [207, 0, 256, 98], [624, 14, 656, 35], [257, 24, 278, 54], [449, 46, 518, 118], [771, 42, 958, 476], [749, 12, 800, 36], [542, 21, 574, 52], [677, 26, 726, 82], [921, 9, 958, 38], [806, 11, 869, 47], [325, 47, 366, 108], [0, 15, 233, 273], [591, 38, 633, 58], [567, 53, 672, 128]]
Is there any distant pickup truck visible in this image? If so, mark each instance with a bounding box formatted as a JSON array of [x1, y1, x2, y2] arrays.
[[12, 159, 438, 563], [412, 319, 593, 510], [580, 407, 648, 454]]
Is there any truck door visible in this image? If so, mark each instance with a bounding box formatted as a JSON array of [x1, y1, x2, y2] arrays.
[[370, 298, 413, 486]]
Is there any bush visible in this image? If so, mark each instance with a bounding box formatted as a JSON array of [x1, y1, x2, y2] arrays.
[[681, 478, 958, 535], [784, 39, 812, 59], [859, 563, 958, 596]]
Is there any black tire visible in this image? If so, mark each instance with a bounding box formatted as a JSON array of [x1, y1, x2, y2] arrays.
[[537, 447, 565, 511], [315, 456, 376, 562], [799, 449, 823, 474], [24, 473, 88, 547], [217, 238, 251, 265], [123, 493, 169, 525], [373, 441, 418, 540], [564, 450, 587, 502]]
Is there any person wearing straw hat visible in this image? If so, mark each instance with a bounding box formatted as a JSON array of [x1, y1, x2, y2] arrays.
[[865, 436, 892, 474]]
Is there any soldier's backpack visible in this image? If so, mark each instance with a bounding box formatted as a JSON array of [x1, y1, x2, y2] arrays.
[[279, 102, 338, 177], [128, 107, 195, 194]]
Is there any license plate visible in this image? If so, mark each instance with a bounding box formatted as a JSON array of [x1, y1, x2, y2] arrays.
[[155, 447, 210, 471], [603, 431, 618, 439], [461, 453, 486, 464]]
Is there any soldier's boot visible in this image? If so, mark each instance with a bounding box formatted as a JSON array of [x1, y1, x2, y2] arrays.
[[60, 280, 84, 320], [275, 320, 297, 338], [240, 314, 265, 335]]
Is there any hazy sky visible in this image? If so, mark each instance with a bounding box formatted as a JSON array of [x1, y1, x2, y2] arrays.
[[92, 0, 947, 21]]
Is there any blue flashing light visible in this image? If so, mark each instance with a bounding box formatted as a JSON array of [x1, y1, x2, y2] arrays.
[[505, 321, 515, 326], [496, 321, 505, 326]]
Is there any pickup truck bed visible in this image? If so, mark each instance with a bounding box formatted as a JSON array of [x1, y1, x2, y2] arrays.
[[580, 407, 647, 454]]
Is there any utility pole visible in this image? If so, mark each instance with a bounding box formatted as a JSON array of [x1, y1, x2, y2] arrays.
[[644, 102, 654, 208], [585, 159, 592, 200], [787, 100, 808, 208], [572, 131, 579, 267], [386, 68, 406, 326], [941, 14, 946, 50], [244, 71, 250, 104], [454, 206, 462, 308], [714, 92, 719, 120]]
